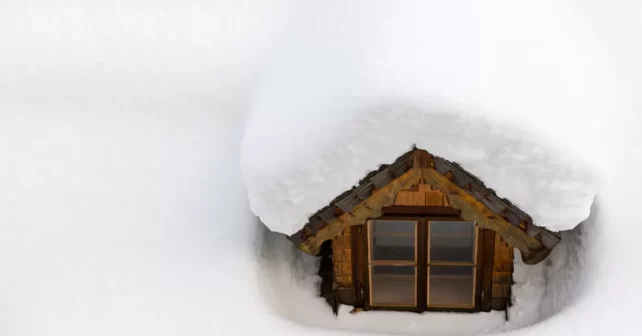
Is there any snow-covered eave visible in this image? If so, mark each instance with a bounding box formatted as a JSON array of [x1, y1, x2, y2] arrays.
[[287, 148, 560, 265]]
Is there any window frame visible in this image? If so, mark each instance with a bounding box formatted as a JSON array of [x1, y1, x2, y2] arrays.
[[426, 220, 478, 309], [362, 216, 481, 312], [367, 219, 418, 308]]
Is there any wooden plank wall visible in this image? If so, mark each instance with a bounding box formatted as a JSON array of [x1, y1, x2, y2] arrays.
[[491, 234, 514, 310], [333, 227, 353, 289], [393, 184, 449, 206]]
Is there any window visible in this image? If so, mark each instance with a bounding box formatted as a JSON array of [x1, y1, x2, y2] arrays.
[[368, 220, 417, 307], [366, 219, 478, 310], [427, 221, 477, 308]]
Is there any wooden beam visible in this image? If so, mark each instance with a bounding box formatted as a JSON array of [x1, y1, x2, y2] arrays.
[[298, 168, 422, 255], [419, 168, 550, 264], [382, 206, 461, 216], [412, 149, 433, 169]]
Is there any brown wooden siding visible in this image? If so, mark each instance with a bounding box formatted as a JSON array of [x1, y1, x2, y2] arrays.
[[491, 234, 514, 310], [351, 224, 366, 308], [393, 184, 448, 207], [333, 227, 353, 289]]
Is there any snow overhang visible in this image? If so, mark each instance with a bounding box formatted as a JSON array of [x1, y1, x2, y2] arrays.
[[241, 2, 604, 242]]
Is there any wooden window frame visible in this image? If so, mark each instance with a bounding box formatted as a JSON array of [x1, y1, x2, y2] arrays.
[[426, 221, 478, 309], [367, 219, 418, 308], [360, 215, 482, 313]]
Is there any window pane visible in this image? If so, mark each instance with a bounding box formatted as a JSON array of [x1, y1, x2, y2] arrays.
[[371, 266, 416, 306], [428, 266, 475, 306], [429, 221, 475, 263], [371, 220, 415, 235], [371, 236, 415, 261]]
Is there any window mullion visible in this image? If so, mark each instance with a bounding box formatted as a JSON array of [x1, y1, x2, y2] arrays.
[[426, 220, 431, 263]]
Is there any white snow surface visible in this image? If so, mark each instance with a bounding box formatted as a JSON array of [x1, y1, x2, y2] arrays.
[[242, 1, 611, 235], [257, 219, 591, 335], [2, 1, 642, 336], [244, 110, 597, 235]]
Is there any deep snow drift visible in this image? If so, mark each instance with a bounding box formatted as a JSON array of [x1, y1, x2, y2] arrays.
[[241, 1, 631, 335], [242, 1, 611, 236], [2, 1, 642, 336], [256, 214, 593, 335], [244, 110, 597, 236]]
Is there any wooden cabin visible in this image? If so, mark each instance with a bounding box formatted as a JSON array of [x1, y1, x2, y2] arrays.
[[287, 148, 560, 314]]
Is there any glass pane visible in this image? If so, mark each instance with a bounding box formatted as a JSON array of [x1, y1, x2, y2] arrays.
[[371, 236, 415, 261], [429, 221, 475, 263], [371, 266, 416, 306], [371, 220, 415, 235], [428, 266, 475, 306]]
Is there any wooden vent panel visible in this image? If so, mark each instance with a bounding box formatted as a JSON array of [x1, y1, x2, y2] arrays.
[[393, 184, 447, 207]]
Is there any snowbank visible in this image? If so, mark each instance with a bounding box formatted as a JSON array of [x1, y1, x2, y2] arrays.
[[242, 1, 612, 236], [2, 2, 642, 336], [256, 205, 596, 335]]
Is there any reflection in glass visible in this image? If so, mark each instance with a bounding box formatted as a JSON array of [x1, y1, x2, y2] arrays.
[[371, 236, 415, 261], [428, 266, 474, 306], [371, 220, 415, 235], [371, 266, 416, 306], [429, 221, 475, 263]]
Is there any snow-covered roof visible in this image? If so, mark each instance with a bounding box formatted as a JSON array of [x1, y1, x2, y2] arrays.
[[241, 1, 601, 240], [242, 110, 596, 238], [285, 148, 560, 264]]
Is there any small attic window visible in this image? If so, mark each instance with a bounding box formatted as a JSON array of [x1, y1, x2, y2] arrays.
[[366, 218, 478, 311]]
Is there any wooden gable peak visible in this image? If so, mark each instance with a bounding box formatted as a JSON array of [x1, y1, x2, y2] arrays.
[[287, 148, 561, 265]]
